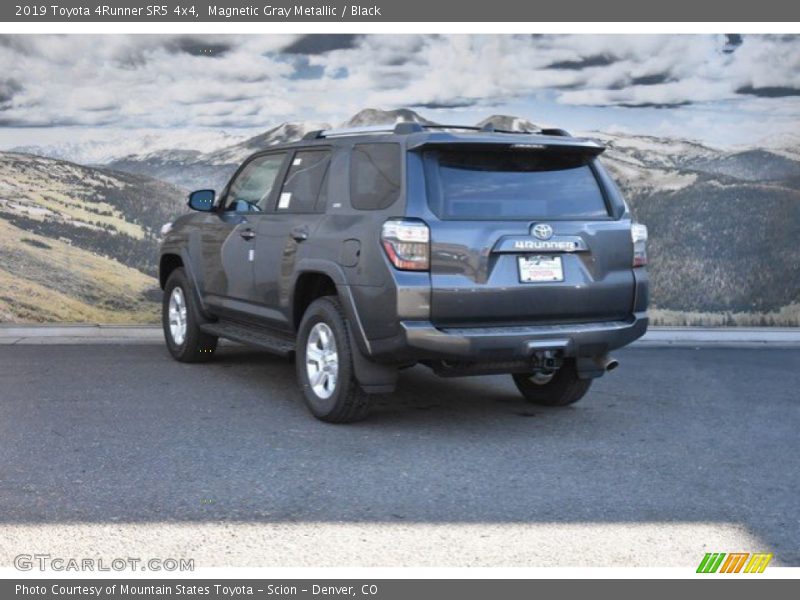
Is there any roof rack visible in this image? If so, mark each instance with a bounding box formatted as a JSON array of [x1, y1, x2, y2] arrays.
[[538, 128, 571, 137], [302, 122, 572, 140], [303, 124, 412, 139]]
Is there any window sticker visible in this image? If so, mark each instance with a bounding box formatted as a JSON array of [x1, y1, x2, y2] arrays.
[[278, 192, 292, 209], [292, 158, 303, 166]]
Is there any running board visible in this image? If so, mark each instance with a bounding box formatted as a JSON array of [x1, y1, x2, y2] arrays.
[[199, 321, 296, 356]]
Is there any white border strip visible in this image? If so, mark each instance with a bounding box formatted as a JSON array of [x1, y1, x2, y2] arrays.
[[0, 22, 799, 34], [3, 566, 800, 579]]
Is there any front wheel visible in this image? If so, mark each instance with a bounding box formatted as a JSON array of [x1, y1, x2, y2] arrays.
[[162, 268, 218, 362], [512, 359, 592, 406], [296, 296, 371, 423]]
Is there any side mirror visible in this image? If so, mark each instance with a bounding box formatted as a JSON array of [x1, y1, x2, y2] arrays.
[[188, 189, 216, 212]]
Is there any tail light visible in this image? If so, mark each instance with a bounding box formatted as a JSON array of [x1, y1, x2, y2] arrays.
[[631, 222, 648, 267], [381, 218, 430, 271]]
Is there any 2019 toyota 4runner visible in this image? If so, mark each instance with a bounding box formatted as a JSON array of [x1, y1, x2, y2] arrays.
[[159, 122, 649, 422]]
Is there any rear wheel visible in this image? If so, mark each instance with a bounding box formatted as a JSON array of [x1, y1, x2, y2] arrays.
[[162, 268, 218, 362], [512, 360, 592, 406], [296, 296, 371, 423]]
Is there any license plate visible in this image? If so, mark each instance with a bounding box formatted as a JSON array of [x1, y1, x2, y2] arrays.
[[518, 255, 564, 283]]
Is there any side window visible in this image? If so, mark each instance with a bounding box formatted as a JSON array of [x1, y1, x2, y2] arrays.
[[350, 143, 401, 210], [225, 152, 287, 212], [277, 149, 331, 213]]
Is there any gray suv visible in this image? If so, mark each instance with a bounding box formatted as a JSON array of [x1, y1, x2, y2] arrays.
[[159, 122, 649, 422]]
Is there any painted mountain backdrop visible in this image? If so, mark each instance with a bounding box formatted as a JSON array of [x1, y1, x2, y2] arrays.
[[1, 108, 798, 325]]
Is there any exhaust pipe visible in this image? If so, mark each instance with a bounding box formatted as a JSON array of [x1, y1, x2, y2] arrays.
[[594, 355, 619, 372]]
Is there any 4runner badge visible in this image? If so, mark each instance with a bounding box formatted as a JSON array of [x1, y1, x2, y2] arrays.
[[532, 223, 554, 240], [513, 239, 577, 251]]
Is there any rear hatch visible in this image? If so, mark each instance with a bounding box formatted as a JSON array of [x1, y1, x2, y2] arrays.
[[421, 144, 635, 327]]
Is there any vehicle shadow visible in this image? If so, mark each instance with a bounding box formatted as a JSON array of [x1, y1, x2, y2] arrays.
[[0, 344, 797, 564]]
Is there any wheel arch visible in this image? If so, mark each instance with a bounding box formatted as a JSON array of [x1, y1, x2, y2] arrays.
[[159, 249, 213, 321], [289, 259, 372, 359], [292, 271, 338, 331], [159, 253, 184, 289]]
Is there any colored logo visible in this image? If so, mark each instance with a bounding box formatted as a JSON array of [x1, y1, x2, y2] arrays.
[[696, 552, 773, 573]]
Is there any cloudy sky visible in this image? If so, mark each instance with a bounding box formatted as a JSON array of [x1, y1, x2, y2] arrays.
[[0, 33, 798, 152]]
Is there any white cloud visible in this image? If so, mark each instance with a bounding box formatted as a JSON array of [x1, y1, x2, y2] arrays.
[[0, 34, 798, 140]]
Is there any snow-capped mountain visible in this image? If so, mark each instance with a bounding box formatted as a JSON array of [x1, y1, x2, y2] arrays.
[[204, 121, 331, 165], [11, 129, 249, 166], [106, 109, 434, 191], [755, 131, 800, 161], [583, 131, 800, 185], [476, 115, 540, 132], [341, 108, 434, 127], [108, 121, 330, 191]]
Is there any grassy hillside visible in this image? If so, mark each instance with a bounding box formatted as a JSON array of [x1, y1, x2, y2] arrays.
[[0, 152, 185, 323], [595, 134, 800, 324], [0, 152, 186, 275], [650, 304, 800, 327], [628, 176, 800, 313], [0, 219, 158, 323]]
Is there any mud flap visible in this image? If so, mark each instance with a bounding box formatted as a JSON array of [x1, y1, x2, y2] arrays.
[[346, 323, 398, 394]]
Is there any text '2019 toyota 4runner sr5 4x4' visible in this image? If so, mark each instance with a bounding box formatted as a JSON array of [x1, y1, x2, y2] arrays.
[[159, 122, 648, 423]]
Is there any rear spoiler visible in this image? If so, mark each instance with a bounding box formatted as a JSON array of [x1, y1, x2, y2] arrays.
[[405, 133, 605, 155]]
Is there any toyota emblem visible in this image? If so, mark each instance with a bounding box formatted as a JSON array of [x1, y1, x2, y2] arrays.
[[532, 223, 554, 240]]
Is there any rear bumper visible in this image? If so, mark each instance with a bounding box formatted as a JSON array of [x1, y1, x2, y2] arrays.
[[368, 312, 648, 364]]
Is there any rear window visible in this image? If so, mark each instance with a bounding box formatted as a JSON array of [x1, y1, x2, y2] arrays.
[[350, 143, 402, 210], [426, 149, 609, 220]]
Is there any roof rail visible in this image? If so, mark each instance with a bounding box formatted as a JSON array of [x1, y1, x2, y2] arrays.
[[302, 129, 324, 140], [539, 128, 572, 137], [302, 122, 572, 140], [303, 123, 423, 140]]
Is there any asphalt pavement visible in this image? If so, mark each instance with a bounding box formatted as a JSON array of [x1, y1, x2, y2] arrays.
[[0, 344, 797, 567]]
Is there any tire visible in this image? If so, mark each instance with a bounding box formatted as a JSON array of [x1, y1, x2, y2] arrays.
[[512, 359, 592, 407], [296, 296, 371, 423], [162, 267, 218, 363]]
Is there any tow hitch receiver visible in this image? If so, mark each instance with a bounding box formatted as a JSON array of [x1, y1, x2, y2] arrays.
[[525, 339, 569, 371], [531, 349, 564, 371]]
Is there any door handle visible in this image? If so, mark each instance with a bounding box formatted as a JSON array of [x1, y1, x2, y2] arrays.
[[240, 228, 256, 241], [291, 226, 309, 242]]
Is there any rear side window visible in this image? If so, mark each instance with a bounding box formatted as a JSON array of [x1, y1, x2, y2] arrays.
[[277, 149, 331, 213], [427, 149, 609, 220], [350, 143, 401, 210]]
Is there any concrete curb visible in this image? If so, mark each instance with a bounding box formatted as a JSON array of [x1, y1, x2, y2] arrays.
[[634, 327, 800, 347], [1, 324, 799, 347], [0, 324, 162, 345]]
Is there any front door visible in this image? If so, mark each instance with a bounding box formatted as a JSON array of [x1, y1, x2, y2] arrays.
[[200, 151, 289, 317]]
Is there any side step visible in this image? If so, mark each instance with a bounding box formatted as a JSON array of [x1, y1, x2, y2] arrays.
[[200, 321, 296, 356]]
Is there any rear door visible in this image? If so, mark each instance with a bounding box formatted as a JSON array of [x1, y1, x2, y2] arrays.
[[422, 146, 635, 327], [253, 147, 332, 328]]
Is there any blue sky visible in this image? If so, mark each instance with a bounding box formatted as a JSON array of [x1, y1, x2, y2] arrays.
[[0, 34, 798, 153]]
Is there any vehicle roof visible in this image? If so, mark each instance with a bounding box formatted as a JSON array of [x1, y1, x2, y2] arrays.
[[250, 123, 605, 154]]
